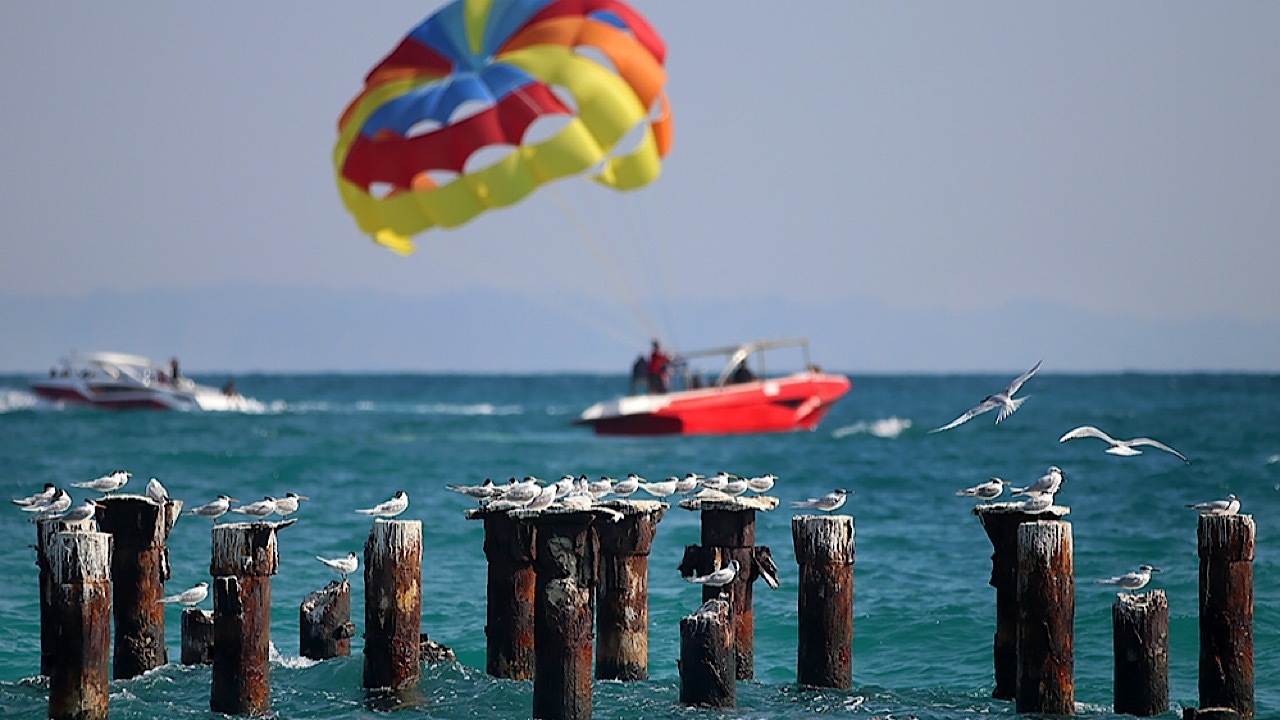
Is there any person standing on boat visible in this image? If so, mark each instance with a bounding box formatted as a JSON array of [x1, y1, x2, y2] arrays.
[[647, 339, 670, 394], [630, 355, 649, 395]]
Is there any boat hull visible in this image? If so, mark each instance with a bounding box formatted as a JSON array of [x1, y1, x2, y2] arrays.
[[576, 373, 851, 436]]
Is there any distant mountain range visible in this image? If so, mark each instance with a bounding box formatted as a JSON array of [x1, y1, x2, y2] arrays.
[[1, 286, 1275, 373]]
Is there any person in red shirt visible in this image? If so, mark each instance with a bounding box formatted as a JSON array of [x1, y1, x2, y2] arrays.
[[647, 339, 670, 393]]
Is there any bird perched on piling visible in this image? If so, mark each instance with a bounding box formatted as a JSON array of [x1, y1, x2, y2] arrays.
[[1018, 492, 1055, 513], [356, 491, 409, 518], [522, 484, 558, 512], [1058, 425, 1190, 464], [791, 488, 852, 513], [446, 479, 500, 501], [185, 495, 237, 521], [71, 469, 131, 495], [610, 474, 641, 497], [500, 478, 541, 505], [638, 477, 679, 497], [145, 477, 169, 505], [1096, 565, 1160, 593], [232, 496, 278, 520], [1011, 466, 1064, 497], [683, 560, 739, 587], [746, 474, 778, 493], [956, 478, 1008, 502], [12, 483, 57, 508], [675, 473, 703, 494], [25, 489, 71, 517], [54, 498, 103, 525], [316, 552, 358, 580], [930, 360, 1042, 433], [274, 492, 309, 517], [160, 582, 209, 607], [1186, 493, 1240, 516]]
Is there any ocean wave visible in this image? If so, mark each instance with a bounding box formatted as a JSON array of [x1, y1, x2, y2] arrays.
[[0, 388, 41, 413], [831, 416, 913, 439]]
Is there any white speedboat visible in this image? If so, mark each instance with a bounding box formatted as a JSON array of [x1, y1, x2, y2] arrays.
[[30, 351, 256, 411]]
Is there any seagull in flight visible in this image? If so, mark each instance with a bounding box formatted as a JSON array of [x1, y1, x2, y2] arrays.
[[930, 360, 1042, 433], [956, 477, 1008, 501], [1186, 493, 1240, 516], [357, 491, 409, 518], [316, 552, 358, 580], [683, 560, 739, 588], [160, 582, 209, 607], [790, 489, 852, 512], [71, 470, 131, 495], [1096, 565, 1160, 593], [1058, 425, 1189, 464]]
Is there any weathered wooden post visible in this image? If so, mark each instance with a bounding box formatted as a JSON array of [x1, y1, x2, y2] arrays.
[[678, 495, 779, 680], [35, 517, 61, 676], [210, 520, 289, 716], [792, 514, 854, 689], [47, 529, 112, 720], [363, 519, 423, 692], [595, 499, 667, 681], [96, 494, 182, 679], [300, 579, 354, 660], [517, 507, 600, 720], [466, 506, 536, 679], [1016, 520, 1074, 716], [973, 501, 1070, 700], [181, 607, 215, 665], [678, 599, 735, 708], [1197, 514, 1254, 719], [1113, 590, 1169, 717]]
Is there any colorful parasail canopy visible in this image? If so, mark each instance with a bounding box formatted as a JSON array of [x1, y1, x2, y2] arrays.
[[334, 0, 673, 254]]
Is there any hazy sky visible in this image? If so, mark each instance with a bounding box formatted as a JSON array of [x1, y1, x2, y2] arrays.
[[2, 3, 1278, 370]]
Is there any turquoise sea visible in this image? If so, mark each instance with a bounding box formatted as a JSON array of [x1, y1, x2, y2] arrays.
[[0, 372, 1276, 719]]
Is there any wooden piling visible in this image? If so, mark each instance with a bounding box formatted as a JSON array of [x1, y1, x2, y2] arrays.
[[1197, 514, 1254, 719], [792, 514, 855, 689], [595, 500, 667, 681], [1113, 590, 1169, 717], [181, 608, 215, 665], [210, 521, 285, 716], [679, 599, 735, 708], [678, 495, 779, 680], [96, 494, 182, 679], [520, 508, 599, 720], [46, 530, 112, 720], [300, 579, 354, 660], [466, 506, 537, 680], [1016, 520, 1074, 716], [363, 519, 423, 692], [973, 501, 1070, 700]]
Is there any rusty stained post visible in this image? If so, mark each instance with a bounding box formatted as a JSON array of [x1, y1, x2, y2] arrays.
[[466, 506, 537, 679], [95, 494, 182, 679], [792, 514, 855, 689], [181, 607, 215, 665], [363, 519, 423, 693], [300, 579, 354, 660], [210, 521, 284, 717], [678, 495, 779, 680], [1197, 514, 1254, 719], [521, 508, 599, 720], [47, 530, 112, 720], [678, 598, 735, 708], [1113, 590, 1169, 717], [973, 501, 1070, 700], [595, 499, 667, 681], [1016, 520, 1074, 716]]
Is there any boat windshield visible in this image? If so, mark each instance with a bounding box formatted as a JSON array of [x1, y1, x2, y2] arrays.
[[662, 338, 818, 392]]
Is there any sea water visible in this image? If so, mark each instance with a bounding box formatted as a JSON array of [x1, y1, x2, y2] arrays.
[[0, 372, 1276, 719]]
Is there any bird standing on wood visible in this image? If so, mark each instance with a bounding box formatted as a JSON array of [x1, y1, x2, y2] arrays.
[[316, 552, 358, 580], [356, 491, 409, 518], [790, 488, 852, 513], [160, 582, 209, 607], [1096, 565, 1160, 593], [71, 470, 131, 495]]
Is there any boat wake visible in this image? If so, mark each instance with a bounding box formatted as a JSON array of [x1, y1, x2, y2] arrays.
[[0, 388, 41, 413], [831, 417, 913, 439]]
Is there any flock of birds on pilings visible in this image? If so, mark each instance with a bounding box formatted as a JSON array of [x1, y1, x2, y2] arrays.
[[11, 359, 1247, 603]]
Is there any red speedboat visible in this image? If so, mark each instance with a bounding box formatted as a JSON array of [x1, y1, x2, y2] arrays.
[[575, 339, 851, 436]]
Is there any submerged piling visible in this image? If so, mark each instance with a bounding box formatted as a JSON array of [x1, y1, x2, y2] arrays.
[[467, 506, 537, 680], [1113, 590, 1169, 717], [519, 508, 600, 720], [678, 599, 735, 708], [1016, 520, 1074, 716], [363, 519, 423, 692], [181, 608, 215, 665], [792, 514, 855, 689], [1197, 514, 1255, 719], [210, 521, 286, 716], [96, 494, 182, 679], [47, 530, 112, 720], [973, 501, 1070, 700], [595, 499, 667, 681], [300, 579, 353, 660]]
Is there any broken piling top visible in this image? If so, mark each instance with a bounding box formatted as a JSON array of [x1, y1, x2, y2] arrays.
[[678, 495, 779, 513], [973, 500, 1070, 522], [792, 514, 855, 566], [48, 530, 113, 585], [211, 520, 294, 577], [96, 494, 183, 539]]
